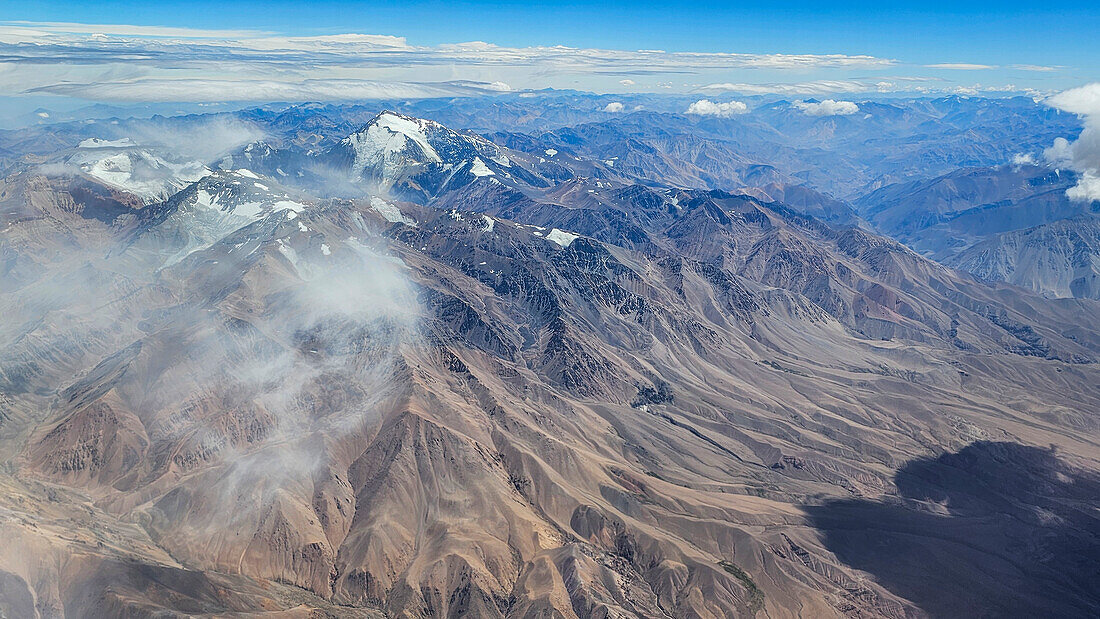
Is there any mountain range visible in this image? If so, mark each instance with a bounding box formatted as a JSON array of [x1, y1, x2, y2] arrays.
[[1, 97, 1098, 618]]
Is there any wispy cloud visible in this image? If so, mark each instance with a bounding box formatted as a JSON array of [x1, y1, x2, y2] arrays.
[[26, 78, 513, 102], [0, 20, 273, 39], [699, 78, 1050, 99], [1011, 64, 1061, 72], [0, 23, 895, 73], [700, 80, 874, 95], [925, 63, 998, 70]]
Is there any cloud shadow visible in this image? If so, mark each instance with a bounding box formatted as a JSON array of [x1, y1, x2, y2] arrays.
[[806, 441, 1100, 617]]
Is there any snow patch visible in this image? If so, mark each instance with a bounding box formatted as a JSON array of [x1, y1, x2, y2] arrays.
[[78, 137, 137, 148], [470, 157, 495, 177], [276, 239, 299, 267], [272, 200, 307, 214], [231, 201, 265, 219], [194, 189, 218, 210], [545, 228, 579, 248], [369, 196, 416, 226]]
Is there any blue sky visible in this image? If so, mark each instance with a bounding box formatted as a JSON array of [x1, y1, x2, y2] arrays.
[[0, 0, 1096, 121], [6, 0, 1098, 63]]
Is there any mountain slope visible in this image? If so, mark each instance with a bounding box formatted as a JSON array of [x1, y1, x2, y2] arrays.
[[946, 215, 1100, 299], [854, 164, 1092, 256]]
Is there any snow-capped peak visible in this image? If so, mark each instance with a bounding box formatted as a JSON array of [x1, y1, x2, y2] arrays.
[[181, 170, 307, 220], [66, 142, 209, 203], [344, 111, 444, 177], [153, 170, 310, 265], [335, 110, 515, 202]]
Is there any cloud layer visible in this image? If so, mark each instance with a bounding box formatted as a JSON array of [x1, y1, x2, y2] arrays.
[[0, 20, 1083, 115], [0, 22, 897, 105]]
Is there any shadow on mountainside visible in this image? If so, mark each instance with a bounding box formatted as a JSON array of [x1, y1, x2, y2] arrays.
[[806, 441, 1100, 618]]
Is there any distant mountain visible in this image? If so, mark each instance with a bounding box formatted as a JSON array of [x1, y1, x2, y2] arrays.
[[64, 138, 210, 203], [946, 215, 1100, 299], [737, 182, 862, 225], [135, 168, 312, 265], [484, 95, 1079, 198], [851, 163, 1100, 298], [330, 112, 504, 197], [324, 111, 556, 202], [855, 164, 1087, 251]]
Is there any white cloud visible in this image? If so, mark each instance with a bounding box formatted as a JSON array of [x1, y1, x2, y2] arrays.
[[1046, 83, 1100, 116], [701, 80, 872, 95], [1065, 172, 1100, 202], [26, 78, 513, 103], [1044, 83, 1100, 202], [603, 101, 624, 113], [619, 79, 635, 86], [686, 99, 748, 117], [792, 99, 859, 116], [925, 63, 997, 70], [0, 23, 893, 73], [1045, 137, 1074, 165], [702, 78, 1016, 98], [1012, 64, 1060, 72], [0, 20, 271, 39], [1012, 152, 1037, 165], [724, 53, 893, 70]]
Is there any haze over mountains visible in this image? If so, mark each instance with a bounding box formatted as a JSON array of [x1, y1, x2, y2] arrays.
[[1, 92, 1098, 618]]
